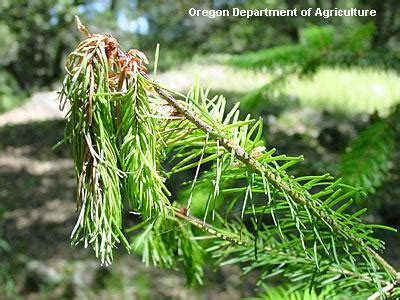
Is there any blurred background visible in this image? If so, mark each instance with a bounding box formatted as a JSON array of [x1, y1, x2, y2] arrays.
[[0, 0, 399, 299]]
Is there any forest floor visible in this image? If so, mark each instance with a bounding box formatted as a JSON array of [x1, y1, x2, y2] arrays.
[[1, 64, 399, 299]]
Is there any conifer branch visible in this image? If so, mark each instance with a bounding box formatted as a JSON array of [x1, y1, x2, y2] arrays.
[[173, 207, 391, 289], [142, 73, 399, 281], [61, 19, 399, 295]]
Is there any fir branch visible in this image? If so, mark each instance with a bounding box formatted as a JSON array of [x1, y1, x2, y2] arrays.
[[341, 110, 398, 194], [60, 19, 400, 294], [211, 223, 392, 296], [142, 73, 399, 281]]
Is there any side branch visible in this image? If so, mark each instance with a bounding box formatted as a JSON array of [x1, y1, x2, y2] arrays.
[[368, 280, 399, 300], [174, 208, 248, 246], [142, 73, 399, 281]]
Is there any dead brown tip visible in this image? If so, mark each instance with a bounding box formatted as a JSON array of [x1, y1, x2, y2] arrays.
[[75, 15, 91, 37]]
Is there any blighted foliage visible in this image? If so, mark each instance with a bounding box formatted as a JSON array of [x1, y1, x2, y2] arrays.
[[60, 19, 170, 264]]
